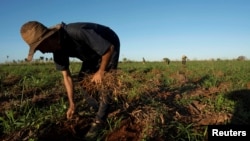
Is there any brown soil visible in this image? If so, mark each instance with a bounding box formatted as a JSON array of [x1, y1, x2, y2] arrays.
[[0, 70, 249, 141]]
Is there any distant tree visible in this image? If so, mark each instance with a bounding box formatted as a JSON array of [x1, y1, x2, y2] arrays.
[[123, 57, 127, 63], [6, 55, 9, 63], [237, 56, 246, 61], [163, 58, 170, 65]]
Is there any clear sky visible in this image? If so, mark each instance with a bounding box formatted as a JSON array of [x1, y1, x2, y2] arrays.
[[0, 0, 249, 63]]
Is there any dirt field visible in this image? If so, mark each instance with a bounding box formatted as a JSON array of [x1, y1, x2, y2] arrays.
[[1, 67, 250, 141]]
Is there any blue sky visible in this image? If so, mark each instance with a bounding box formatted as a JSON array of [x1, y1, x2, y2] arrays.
[[0, 0, 249, 63]]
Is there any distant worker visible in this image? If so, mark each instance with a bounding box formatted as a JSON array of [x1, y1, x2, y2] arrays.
[[182, 55, 187, 65], [20, 21, 120, 139], [163, 58, 170, 65], [142, 57, 146, 64]]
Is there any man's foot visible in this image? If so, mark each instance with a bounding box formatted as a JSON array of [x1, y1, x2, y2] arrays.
[[85, 120, 104, 140]]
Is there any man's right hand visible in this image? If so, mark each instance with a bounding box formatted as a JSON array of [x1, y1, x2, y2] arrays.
[[66, 106, 75, 119]]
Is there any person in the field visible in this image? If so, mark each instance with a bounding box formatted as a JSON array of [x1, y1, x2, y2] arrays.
[[20, 21, 120, 138]]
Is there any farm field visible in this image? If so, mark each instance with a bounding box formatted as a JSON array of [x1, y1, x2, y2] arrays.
[[0, 60, 250, 141]]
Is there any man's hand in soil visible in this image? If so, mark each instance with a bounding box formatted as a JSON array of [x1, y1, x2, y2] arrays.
[[66, 106, 75, 119]]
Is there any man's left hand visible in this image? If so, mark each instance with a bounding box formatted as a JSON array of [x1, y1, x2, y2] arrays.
[[91, 71, 104, 84]]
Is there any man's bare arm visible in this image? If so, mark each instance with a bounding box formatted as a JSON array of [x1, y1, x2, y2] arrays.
[[91, 45, 114, 83], [62, 70, 75, 119]]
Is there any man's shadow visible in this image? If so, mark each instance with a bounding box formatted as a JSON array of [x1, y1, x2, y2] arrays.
[[226, 89, 250, 124]]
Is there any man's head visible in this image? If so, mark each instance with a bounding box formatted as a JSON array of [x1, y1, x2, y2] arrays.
[[20, 21, 60, 61]]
